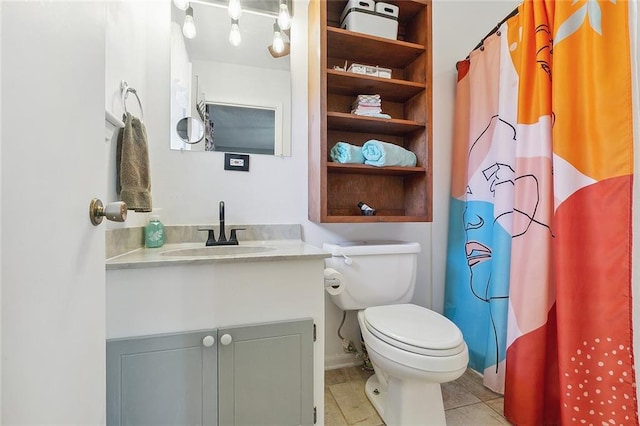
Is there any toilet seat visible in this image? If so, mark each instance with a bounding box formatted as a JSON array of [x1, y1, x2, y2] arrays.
[[363, 304, 466, 357]]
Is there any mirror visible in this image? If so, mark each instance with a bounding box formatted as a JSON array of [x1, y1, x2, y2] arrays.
[[204, 102, 278, 154], [170, 0, 292, 155], [176, 117, 205, 144]]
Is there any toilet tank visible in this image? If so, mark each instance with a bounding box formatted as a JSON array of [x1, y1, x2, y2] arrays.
[[323, 241, 421, 311]]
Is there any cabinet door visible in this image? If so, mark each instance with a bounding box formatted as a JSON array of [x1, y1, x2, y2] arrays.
[[107, 330, 218, 426], [218, 319, 314, 426]]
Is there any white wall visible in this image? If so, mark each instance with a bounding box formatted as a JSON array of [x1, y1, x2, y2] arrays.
[[106, 0, 168, 228]]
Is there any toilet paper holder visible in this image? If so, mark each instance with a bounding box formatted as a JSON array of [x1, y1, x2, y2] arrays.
[[325, 275, 342, 288], [324, 268, 346, 295]]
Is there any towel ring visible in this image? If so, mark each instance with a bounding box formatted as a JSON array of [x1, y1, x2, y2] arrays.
[[120, 80, 144, 121]]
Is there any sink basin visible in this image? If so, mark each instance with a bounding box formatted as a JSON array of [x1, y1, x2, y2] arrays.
[[161, 245, 276, 257]]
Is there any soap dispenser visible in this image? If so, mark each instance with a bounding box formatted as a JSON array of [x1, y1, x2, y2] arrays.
[[145, 214, 165, 248]]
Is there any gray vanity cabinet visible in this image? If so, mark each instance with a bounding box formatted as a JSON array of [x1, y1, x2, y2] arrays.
[[218, 319, 314, 426], [106, 329, 218, 426], [107, 319, 314, 426]]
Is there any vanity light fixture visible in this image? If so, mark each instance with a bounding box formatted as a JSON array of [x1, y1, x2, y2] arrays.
[[229, 18, 242, 47], [173, 0, 190, 11], [271, 21, 285, 54], [182, 6, 197, 39], [228, 0, 242, 20], [181, 0, 293, 55], [268, 20, 290, 58], [277, 0, 291, 31]]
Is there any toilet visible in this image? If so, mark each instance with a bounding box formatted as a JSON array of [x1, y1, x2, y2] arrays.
[[324, 241, 469, 426]]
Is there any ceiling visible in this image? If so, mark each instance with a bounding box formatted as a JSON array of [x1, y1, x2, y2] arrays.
[[172, 0, 291, 71]]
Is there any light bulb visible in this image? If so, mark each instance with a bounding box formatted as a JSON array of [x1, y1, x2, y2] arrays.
[[182, 8, 196, 39], [173, 0, 189, 11], [272, 28, 285, 54], [277, 2, 291, 31], [228, 0, 242, 20], [229, 20, 241, 46]]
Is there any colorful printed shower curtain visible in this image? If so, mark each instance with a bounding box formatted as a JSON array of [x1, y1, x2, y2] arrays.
[[444, 1, 638, 424]]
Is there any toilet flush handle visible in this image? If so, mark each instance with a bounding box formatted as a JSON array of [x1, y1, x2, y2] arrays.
[[342, 254, 352, 265]]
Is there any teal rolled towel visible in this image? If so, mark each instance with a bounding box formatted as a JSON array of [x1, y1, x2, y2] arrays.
[[362, 140, 417, 167], [330, 142, 365, 164]]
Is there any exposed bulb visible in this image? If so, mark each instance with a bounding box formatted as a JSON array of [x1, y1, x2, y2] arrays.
[[229, 20, 241, 46], [182, 8, 196, 39], [272, 27, 285, 54], [277, 2, 291, 31], [228, 0, 242, 20], [173, 0, 189, 11]]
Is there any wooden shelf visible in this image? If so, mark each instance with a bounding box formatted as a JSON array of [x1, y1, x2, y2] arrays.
[[328, 162, 427, 176], [308, 0, 433, 223], [326, 70, 424, 103], [320, 214, 431, 224], [327, 112, 424, 135], [326, 27, 425, 69]]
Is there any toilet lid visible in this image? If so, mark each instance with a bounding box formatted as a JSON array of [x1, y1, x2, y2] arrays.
[[363, 304, 465, 357]]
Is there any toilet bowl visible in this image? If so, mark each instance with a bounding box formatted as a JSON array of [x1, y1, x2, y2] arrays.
[[323, 241, 469, 426], [357, 304, 468, 425]]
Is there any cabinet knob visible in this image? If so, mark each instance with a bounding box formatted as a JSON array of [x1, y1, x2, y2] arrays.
[[202, 335, 215, 347], [220, 334, 233, 346]]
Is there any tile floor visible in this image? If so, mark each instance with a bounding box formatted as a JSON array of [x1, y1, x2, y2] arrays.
[[325, 365, 512, 425]]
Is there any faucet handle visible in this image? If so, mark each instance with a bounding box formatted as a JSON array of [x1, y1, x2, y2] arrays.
[[197, 228, 216, 246], [229, 228, 246, 244]]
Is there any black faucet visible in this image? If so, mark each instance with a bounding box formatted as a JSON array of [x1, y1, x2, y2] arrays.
[[198, 201, 245, 246], [218, 201, 227, 243]]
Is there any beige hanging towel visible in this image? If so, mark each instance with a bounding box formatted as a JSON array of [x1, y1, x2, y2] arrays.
[[116, 112, 152, 212]]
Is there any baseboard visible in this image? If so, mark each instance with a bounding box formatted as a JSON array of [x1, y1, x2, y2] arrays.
[[324, 353, 362, 370]]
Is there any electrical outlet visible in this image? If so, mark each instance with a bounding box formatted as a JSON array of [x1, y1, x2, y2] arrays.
[[224, 153, 250, 172]]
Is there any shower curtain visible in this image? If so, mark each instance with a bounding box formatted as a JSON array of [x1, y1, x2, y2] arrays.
[[444, 1, 638, 424]]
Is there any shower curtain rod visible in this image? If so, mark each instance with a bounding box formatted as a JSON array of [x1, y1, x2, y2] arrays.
[[456, 6, 519, 70], [468, 6, 520, 56]]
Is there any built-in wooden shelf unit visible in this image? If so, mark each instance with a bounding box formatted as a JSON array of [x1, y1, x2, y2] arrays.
[[308, 0, 433, 223]]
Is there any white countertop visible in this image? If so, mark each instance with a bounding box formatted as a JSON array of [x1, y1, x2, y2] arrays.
[[106, 239, 330, 270]]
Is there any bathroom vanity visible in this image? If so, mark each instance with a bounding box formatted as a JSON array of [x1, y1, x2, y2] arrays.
[[105, 226, 328, 426]]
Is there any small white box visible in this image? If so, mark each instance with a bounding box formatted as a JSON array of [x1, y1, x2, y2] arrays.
[[376, 67, 392, 79], [375, 2, 399, 19], [340, 1, 399, 40], [341, 0, 374, 15], [347, 63, 392, 79]]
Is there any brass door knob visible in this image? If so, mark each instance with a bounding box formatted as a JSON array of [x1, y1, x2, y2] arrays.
[[89, 198, 127, 226]]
